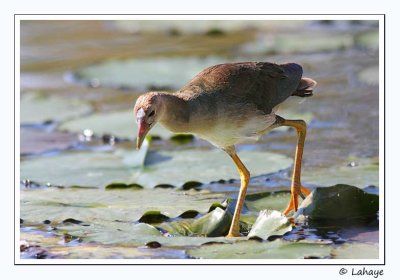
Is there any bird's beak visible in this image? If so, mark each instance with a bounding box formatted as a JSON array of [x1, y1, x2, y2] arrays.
[[136, 118, 150, 150]]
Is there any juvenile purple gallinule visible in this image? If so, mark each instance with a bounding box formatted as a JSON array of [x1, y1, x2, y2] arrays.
[[134, 62, 316, 237]]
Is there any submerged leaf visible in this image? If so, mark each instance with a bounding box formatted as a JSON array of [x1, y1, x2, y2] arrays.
[[248, 210, 292, 240]]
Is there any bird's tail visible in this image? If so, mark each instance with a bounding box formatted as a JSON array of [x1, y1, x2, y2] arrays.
[[292, 77, 317, 97]]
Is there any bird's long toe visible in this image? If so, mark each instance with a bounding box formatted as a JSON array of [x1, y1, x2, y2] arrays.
[[283, 186, 311, 216]]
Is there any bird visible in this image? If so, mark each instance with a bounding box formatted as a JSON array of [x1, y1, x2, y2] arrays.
[[133, 62, 317, 237]]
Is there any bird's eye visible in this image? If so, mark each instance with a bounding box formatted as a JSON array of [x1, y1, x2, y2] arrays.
[[148, 110, 155, 117]]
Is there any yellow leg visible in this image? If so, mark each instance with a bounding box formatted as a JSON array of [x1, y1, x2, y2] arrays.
[[275, 117, 311, 216], [225, 148, 250, 237]]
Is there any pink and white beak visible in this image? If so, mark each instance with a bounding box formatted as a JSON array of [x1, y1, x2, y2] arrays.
[[136, 108, 150, 150]]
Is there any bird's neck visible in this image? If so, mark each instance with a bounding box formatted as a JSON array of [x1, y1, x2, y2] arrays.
[[157, 92, 190, 133]]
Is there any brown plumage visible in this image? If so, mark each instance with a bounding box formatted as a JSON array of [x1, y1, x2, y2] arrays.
[[134, 62, 317, 237]]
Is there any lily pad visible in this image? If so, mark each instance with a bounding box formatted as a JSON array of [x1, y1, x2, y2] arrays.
[[21, 232, 189, 259], [20, 148, 146, 188], [358, 66, 379, 85], [356, 30, 379, 50], [21, 92, 91, 124], [245, 191, 292, 212], [20, 188, 224, 225], [331, 242, 379, 259], [21, 148, 292, 188], [302, 160, 379, 189], [160, 207, 232, 237], [141, 149, 292, 188], [248, 210, 292, 240], [295, 184, 379, 220], [187, 239, 332, 259], [71, 56, 226, 91], [112, 20, 304, 35], [59, 110, 173, 140], [240, 32, 354, 55]]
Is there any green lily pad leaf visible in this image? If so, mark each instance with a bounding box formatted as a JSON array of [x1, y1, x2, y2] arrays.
[[21, 230, 189, 259], [140, 149, 292, 188], [295, 184, 379, 220], [57, 222, 164, 247], [21, 128, 78, 155], [20, 188, 224, 225], [71, 56, 226, 91], [158, 207, 232, 237], [358, 66, 379, 85], [21, 148, 291, 188], [240, 32, 354, 55], [245, 191, 291, 213], [112, 20, 303, 35], [355, 30, 379, 50], [331, 242, 379, 259], [21, 144, 149, 188], [302, 159, 379, 189], [21, 92, 91, 124], [60, 110, 173, 140], [187, 239, 332, 259], [248, 210, 292, 240]]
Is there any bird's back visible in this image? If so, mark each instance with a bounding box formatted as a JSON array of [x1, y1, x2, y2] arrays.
[[177, 62, 304, 115]]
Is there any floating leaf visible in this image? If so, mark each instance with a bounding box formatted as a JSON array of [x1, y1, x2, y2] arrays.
[[60, 110, 173, 140], [295, 184, 379, 220], [302, 160, 379, 189], [355, 30, 379, 50], [71, 56, 227, 91], [245, 191, 292, 212], [248, 210, 292, 240], [162, 207, 232, 237], [21, 92, 91, 124], [20, 188, 224, 225], [139, 149, 292, 188], [240, 32, 354, 55], [21, 148, 291, 188], [331, 242, 379, 259], [358, 66, 379, 86], [187, 239, 332, 259]]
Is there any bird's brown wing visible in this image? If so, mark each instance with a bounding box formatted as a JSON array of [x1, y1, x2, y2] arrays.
[[178, 62, 303, 114]]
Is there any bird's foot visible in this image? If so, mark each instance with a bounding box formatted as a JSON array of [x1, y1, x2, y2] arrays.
[[226, 231, 241, 238], [226, 225, 241, 238], [283, 186, 311, 216]]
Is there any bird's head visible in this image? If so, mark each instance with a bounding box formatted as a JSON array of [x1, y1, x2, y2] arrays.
[[133, 92, 164, 149]]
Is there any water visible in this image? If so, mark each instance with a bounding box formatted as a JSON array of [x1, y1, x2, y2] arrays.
[[19, 20, 380, 259]]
